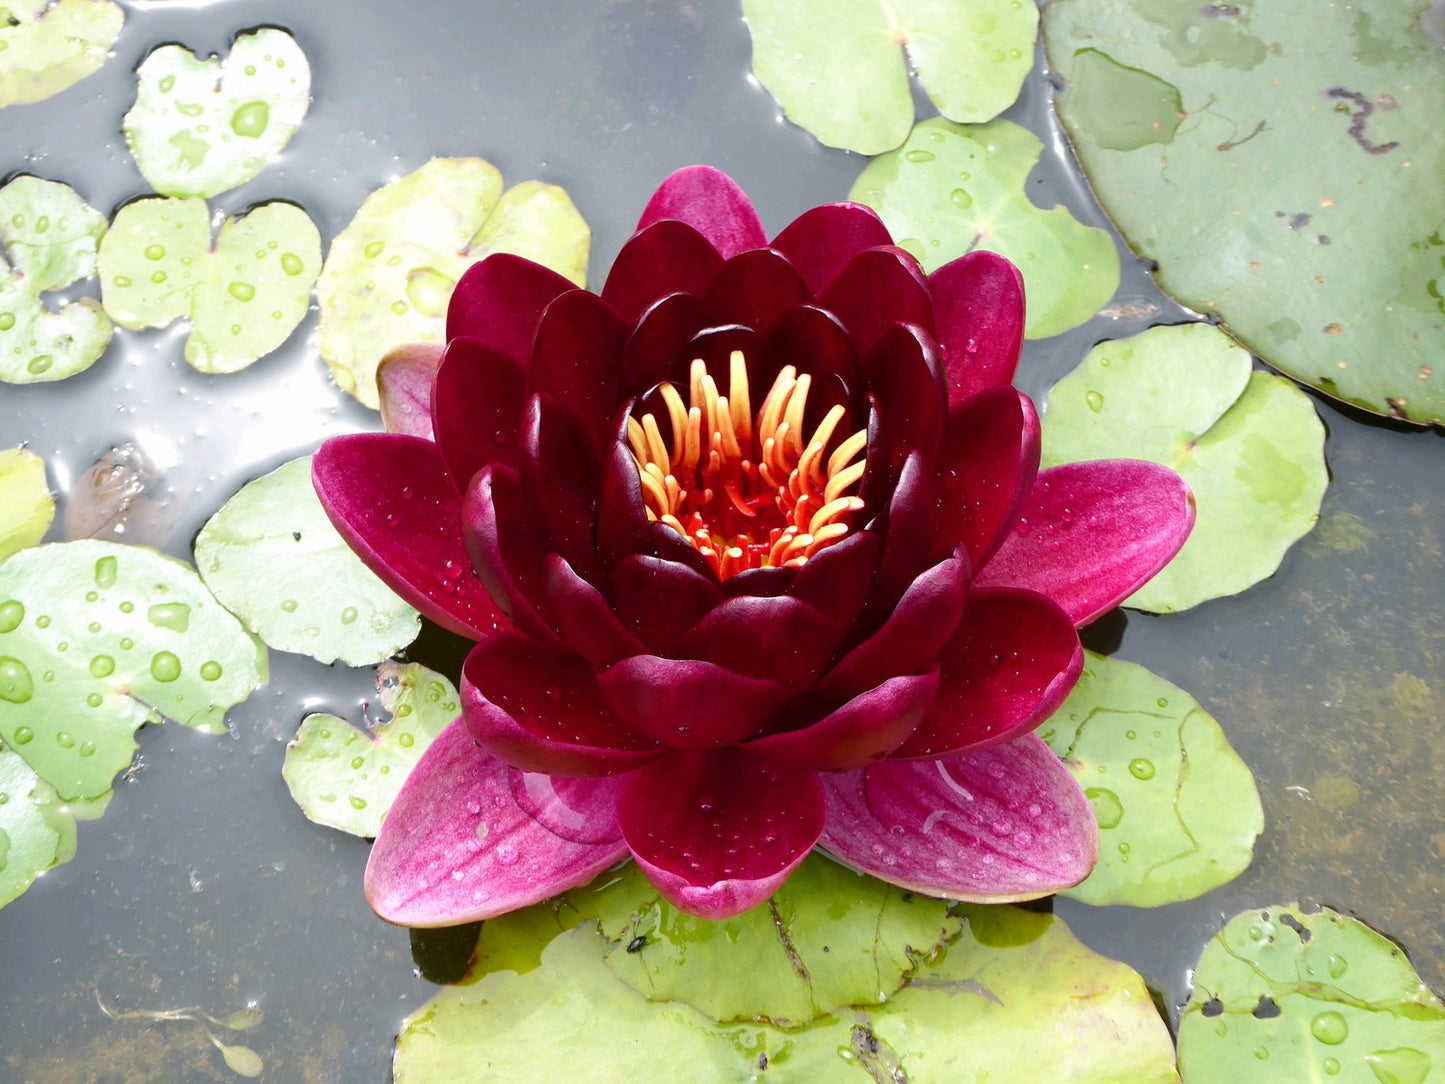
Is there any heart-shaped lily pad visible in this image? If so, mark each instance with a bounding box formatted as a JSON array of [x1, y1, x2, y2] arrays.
[[0, 745, 77, 908], [1041, 322, 1328, 613], [0, 175, 112, 384], [1039, 651, 1262, 908], [0, 0, 123, 108], [851, 118, 1120, 338], [97, 197, 321, 374], [122, 27, 311, 199], [283, 662, 458, 838], [0, 448, 54, 562], [195, 456, 420, 665], [743, 0, 1038, 154], [315, 158, 589, 409]]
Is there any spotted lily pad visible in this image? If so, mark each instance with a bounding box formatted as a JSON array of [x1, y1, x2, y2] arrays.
[[743, 0, 1038, 154], [1039, 651, 1261, 907], [0, 0, 123, 108], [195, 456, 420, 665], [851, 118, 1120, 338], [315, 158, 589, 409], [97, 197, 321, 374], [0, 175, 111, 383], [1043, 1, 1445, 423], [0, 448, 54, 562], [0, 745, 76, 908], [283, 662, 458, 838], [1041, 322, 1328, 612], [1179, 904, 1445, 1082], [122, 27, 310, 199], [0, 539, 267, 808]]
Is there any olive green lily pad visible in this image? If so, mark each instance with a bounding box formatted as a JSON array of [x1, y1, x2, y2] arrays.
[[283, 662, 458, 838], [1043, 1, 1445, 423], [851, 118, 1120, 338], [1179, 903, 1445, 1083], [195, 456, 420, 665], [0, 539, 267, 807], [1041, 322, 1328, 612], [0, 175, 112, 383], [122, 27, 310, 199], [0, 448, 54, 562], [97, 197, 321, 374], [0, 745, 77, 908], [1039, 651, 1262, 908], [743, 0, 1038, 154], [315, 158, 589, 409], [0, 0, 123, 108]]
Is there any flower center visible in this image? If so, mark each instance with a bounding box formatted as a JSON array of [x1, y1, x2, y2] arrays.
[[626, 350, 867, 579]]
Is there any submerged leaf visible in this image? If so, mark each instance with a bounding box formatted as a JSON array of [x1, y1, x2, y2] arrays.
[[0, 746, 77, 909], [0, 448, 54, 562], [0, 0, 123, 108]]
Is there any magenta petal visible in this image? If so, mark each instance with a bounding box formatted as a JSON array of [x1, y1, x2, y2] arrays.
[[312, 435, 508, 640], [636, 165, 767, 259], [527, 291, 628, 452], [446, 252, 576, 356], [818, 247, 935, 355], [597, 438, 653, 569], [602, 221, 723, 326], [365, 718, 628, 925], [610, 554, 724, 652], [617, 749, 825, 918], [700, 248, 812, 331], [788, 530, 880, 628], [621, 292, 708, 393], [519, 396, 602, 579], [862, 322, 946, 477], [929, 251, 1025, 408], [597, 655, 787, 748], [674, 595, 842, 690], [819, 734, 1098, 902], [461, 465, 559, 645], [544, 554, 644, 667], [376, 343, 442, 439], [975, 461, 1196, 626], [770, 202, 894, 296], [433, 336, 527, 487]]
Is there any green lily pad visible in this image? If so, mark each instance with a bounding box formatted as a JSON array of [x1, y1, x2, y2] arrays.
[[0, 0, 123, 108], [122, 27, 310, 199], [1041, 322, 1328, 612], [1179, 903, 1445, 1083], [743, 0, 1038, 154], [195, 456, 420, 665], [0, 540, 268, 807], [0, 745, 77, 908], [1043, 1, 1445, 423], [282, 661, 458, 838], [315, 158, 589, 409], [0, 175, 111, 383], [1039, 651, 1262, 908], [97, 197, 321, 374], [851, 118, 1120, 338], [0, 448, 54, 562]]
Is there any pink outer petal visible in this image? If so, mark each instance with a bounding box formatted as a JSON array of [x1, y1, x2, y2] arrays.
[[636, 165, 767, 259], [433, 336, 527, 488], [376, 343, 442, 438], [769, 202, 894, 295], [365, 718, 629, 926], [446, 252, 577, 357], [461, 465, 560, 646], [819, 733, 1099, 902], [312, 434, 508, 640], [596, 655, 788, 749], [617, 749, 826, 919], [929, 250, 1025, 408], [544, 554, 645, 667], [974, 460, 1196, 626]]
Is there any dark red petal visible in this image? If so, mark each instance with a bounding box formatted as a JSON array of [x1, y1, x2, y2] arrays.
[[681, 324, 762, 388], [544, 554, 644, 667], [518, 396, 602, 580], [770, 202, 894, 296], [974, 461, 1196, 626], [892, 587, 1083, 759], [929, 251, 1025, 409], [621, 292, 708, 394], [376, 343, 442, 438], [596, 437, 654, 569], [788, 529, 880, 629], [433, 336, 527, 488], [446, 252, 576, 355], [596, 655, 788, 748], [818, 246, 935, 355], [527, 290, 629, 452], [461, 464, 559, 645], [636, 165, 767, 259], [700, 248, 813, 331], [674, 595, 843, 690], [602, 220, 723, 326], [617, 748, 825, 918], [760, 305, 862, 434], [866, 451, 933, 620], [312, 435, 508, 640], [610, 553, 724, 652], [862, 322, 946, 477], [722, 565, 796, 599]]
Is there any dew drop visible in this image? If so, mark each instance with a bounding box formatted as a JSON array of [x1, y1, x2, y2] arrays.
[[340, 607, 358, 624], [0, 600, 23, 633], [1128, 758, 1155, 780], [1084, 787, 1123, 829], [94, 555, 118, 588], [1085, 389, 1105, 413], [158, 74, 175, 92], [27, 355, 52, 375], [1309, 1011, 1348, 1045], [119, 637, 134, 650], [280, 599, 299, 613], [150, 270, 167, 284], [398, 732, 415, 748], [89, 655, 115, 678], [280, 252, 305, 276], [118, 601, 133, 614], [150, 651, 182, 682], [495, 843, 519, 866], [13, 726, 32, 744], [56, 731, 75, 749], [0, 313, 12, 331], [147, 602, 191, 633], [1322, 1057, 1340, 1076], [230, 100, 270, 138], [405, 266, 457, 318], [144, 243, 166, 260], [0, 657, 33, 704], [905, 149, 935, 163], [1327, 953, 1347, 978], [227, 281, 256, 302], [363, 240, 386, 259], [199, 661, 223, 681], [350, 756, 365, 770], [86, 693, 103, 708], [348, 796, 367, 810], [949, 187, 973, 209], [1156, 697, 1168, 708]]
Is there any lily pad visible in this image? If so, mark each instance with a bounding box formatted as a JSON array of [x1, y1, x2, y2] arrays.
[[315, 158, 589, 409], [1039, 651, 1262, 907], [1043, 1, 1445, 423], [0, 745, 76, 908], [0, 0, 123, 108], [851, 118, 1120, 338], [0, 540, 267, 807], [743, 0, 1038, 154], [195, 456, 420, 665], [0, 175, 111, 383], [1041, 322, 1328, 613], [122, 27, 311, 199], [97, 197, 321, 374], [1178, 903, 1445, 1083], [282, 661, 458, 838], [0, 448, 54, 562]]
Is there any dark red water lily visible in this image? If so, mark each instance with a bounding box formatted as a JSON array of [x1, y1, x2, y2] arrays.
[[313, 166, 1194, 924]]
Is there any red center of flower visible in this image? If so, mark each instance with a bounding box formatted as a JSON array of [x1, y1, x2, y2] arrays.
[[626, 350, 868, 579]]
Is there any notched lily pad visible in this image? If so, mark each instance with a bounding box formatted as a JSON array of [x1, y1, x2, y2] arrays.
[[123, 27, 310, 198], [0, 0, 123, 108], [97, 197, 320, 373], [1041, 322, 1328, 612], [851, 118, 1120, 338], [0, 175, 112, 383], [315, 158, 589, 409], [0, 447, 54, 561], [0, 745, 77, 908], [1040, 651, 1262, 907], [195, 456, 420, 665], [1179, 903, 1445, 1083], [283, 661, 458, 837], [743, 0, 1038, 154]]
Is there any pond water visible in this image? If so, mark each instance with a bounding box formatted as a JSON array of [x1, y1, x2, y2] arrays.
[[1, 1, 1440, 1079]]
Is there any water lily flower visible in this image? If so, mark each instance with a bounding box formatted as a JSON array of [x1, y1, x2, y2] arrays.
[[313, 167, 1194, 924]]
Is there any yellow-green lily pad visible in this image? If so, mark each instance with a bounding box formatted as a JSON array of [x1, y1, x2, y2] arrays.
[[0, 448, 54, 562], [0, 0, 123, 108], [0, 745, 76, 909]]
